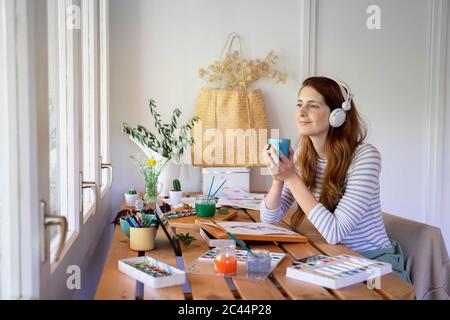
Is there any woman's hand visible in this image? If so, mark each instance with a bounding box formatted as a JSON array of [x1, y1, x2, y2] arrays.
[[263, 145, 298, 183]]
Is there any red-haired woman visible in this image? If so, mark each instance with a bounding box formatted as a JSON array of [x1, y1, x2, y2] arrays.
[[261, 76, 410, 282]]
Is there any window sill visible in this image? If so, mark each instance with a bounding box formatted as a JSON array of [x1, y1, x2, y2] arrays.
[[50, 230, 78, 273]]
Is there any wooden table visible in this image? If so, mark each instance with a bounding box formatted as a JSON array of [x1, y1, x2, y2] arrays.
[[95, 200, 415, 300]]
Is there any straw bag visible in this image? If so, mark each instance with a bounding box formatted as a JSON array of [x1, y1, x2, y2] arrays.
[[192, 33, 268, 167]]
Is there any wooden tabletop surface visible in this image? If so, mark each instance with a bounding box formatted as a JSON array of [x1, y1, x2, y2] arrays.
[[95, 198, 415, 300]]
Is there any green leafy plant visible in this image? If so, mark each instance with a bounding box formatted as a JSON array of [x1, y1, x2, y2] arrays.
[[172, 179, 181, 192], [122, 99, 199, 163], [127, 189, 137, 195], [217, 207, 229, 215], [176, 232, 196, 246]]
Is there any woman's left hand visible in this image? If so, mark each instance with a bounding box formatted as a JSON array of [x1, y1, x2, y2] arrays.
[[266, 146, 298, 182]]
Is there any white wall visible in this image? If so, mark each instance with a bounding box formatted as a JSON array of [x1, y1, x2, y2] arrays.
[[315, 0, 430, 223], [110, 0, 302, 212], [110, 0, 449, 249], [443, 2, 450, 255]]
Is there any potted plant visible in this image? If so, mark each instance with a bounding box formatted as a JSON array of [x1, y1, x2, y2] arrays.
[[124, 189, 139, 207], [169, 179, 183, 205], [122, 99, 199, 203]]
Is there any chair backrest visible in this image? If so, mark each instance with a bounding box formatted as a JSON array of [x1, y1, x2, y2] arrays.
[[382, 212, 450, 300]]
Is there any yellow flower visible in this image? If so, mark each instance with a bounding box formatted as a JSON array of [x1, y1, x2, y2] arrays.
[[147, 159, 157, 166]]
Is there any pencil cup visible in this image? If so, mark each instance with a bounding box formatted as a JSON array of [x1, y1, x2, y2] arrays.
[[129, 226, 157, 251]]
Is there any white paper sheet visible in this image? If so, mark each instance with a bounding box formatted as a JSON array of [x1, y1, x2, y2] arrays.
[[217, 185, 265, 200], [216, 198, 262, 211], [203, 221, 298, 236]]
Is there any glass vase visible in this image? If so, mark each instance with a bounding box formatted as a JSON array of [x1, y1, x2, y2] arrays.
[[144, 175, 163, 206]]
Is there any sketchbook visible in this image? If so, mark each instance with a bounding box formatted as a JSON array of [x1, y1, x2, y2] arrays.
[[213, 221, 299, 235], [197, 221, 308, 243]]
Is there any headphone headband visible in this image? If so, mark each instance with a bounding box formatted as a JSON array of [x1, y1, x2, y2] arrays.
[[338, 82, 352, 110], [329, 80, 353, 128]]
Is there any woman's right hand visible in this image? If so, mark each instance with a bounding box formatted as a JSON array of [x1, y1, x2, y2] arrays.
[[263, 144, 283, 184]]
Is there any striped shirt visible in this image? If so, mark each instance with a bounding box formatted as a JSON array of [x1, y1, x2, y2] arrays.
[[260, 143, 392, 253]]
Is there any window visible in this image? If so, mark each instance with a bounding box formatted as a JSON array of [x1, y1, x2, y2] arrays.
[[47, 0, 77, 241], [99, 0, 110, 195], [81, 0, 100, 220], [1, 0, 110, 298], [0, 0, 20, 298]]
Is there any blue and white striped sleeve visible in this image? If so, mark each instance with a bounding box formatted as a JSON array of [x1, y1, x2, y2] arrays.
[[260, 184, 295, 224], [307, 144, 382, 244]]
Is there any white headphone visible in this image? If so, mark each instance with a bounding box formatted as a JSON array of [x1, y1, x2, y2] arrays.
[[329, 82, 353, 128]]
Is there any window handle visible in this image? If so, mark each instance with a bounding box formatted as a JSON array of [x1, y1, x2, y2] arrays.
[[82, 181, 99, 215], [40, 201, 68, 263], [101, 163, 113, 190]]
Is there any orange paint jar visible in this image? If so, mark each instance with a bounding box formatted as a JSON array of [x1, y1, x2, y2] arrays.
[[214, 255, 237, 275], [213, 242, 237, 275]]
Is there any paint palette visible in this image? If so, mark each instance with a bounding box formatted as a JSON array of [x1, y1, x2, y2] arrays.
[[164, 210, 196, 219], [118, 256, 186, 288], [198, 248, 286, 268], [286, 254, 392, 289]]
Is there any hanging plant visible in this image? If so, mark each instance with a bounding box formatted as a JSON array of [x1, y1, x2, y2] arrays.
[[198, 50, 288, 90]]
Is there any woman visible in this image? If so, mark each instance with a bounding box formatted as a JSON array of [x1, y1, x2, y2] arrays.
[[261, 76, 410, 281]]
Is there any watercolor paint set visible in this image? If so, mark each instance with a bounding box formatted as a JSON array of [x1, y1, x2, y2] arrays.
[[163, 210, 196, 219], [286, 254, 392, 289], [118, 256, 186, 288], [198, 248, 286, 268]]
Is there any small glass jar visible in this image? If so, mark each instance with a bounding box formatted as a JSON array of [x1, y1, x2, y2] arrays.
[[195, 195, 216, 218], [246, 250, 272, 279], [214, 242, 237, 275]]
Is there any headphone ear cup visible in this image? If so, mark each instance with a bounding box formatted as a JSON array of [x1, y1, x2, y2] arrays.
[[329, 108, 346, 128]]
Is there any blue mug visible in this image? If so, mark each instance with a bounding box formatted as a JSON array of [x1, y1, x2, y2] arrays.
[[268, 138, 291, 159]]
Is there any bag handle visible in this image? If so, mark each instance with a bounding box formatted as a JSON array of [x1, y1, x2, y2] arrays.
[[213, 32, 252, 130], [215, 32, 247, 91]]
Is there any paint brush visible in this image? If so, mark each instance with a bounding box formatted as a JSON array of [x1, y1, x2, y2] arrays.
[[225, 231, 258, 258], [207, 176, 215, 200], [211, 179, 227, 198]]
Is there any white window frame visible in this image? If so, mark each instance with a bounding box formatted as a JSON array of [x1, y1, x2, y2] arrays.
[[47, 0, 80, 266], [1, 0, 109, 299], [0, 0, 21, 299], [99, 0, 110, 197], [81, 0, 100, 222]]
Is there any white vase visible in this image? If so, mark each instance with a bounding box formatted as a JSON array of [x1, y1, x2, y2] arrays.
[[159, 162, 202, 197], [169, 190, 183, 205], [124, 193, 138, 207]]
